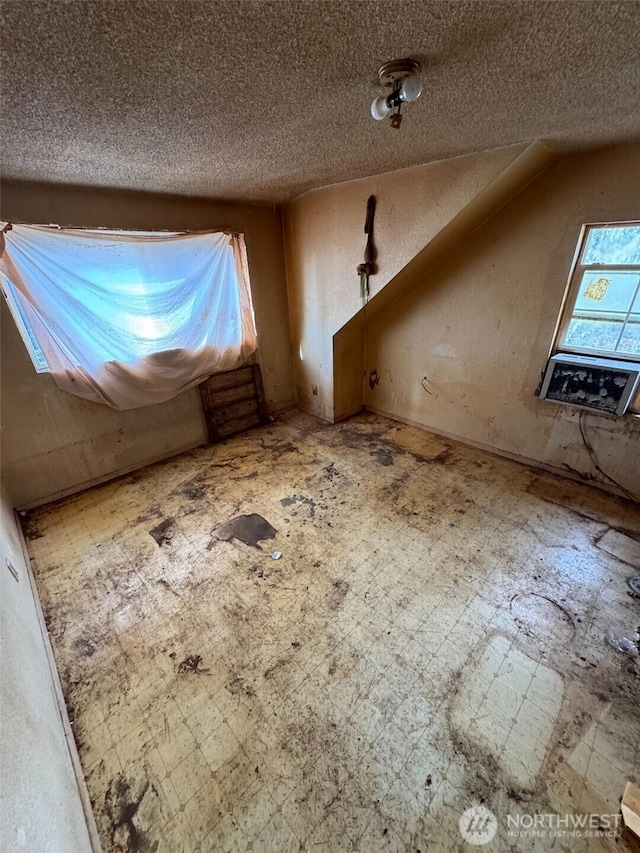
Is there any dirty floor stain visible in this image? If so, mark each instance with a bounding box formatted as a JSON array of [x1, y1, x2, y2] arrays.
[[210, 513, 277, 551], [23, 411, 640, 852]]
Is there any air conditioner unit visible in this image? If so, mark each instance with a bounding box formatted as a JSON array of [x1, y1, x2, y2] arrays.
[[538, 354, 640, 416]]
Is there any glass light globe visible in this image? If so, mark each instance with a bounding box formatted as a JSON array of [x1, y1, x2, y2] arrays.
[[400, 74, 422, 103], [371, 96, 391, 120]]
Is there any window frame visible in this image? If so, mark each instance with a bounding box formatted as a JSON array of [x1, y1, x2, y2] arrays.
[[0, 272, 50, 373], [553, 220, 640, 363]]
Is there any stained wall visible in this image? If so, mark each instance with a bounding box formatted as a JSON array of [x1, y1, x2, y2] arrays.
[[283, 145, 525, 419], [364, 143, 640, 497]]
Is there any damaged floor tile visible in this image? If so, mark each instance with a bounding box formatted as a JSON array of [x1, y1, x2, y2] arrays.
[[24, 411, 640, 852]]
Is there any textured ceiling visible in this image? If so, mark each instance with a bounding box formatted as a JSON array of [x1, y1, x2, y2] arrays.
[[1, 1, 639, 204]]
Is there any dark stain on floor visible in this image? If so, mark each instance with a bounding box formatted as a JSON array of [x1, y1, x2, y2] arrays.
[[135, 505, 163, 523], [426, 448, 453, 465], [182, 484, 207, 501], [20, 513, 43, 540], [22, 411, 640, 852], [230, 470, 259, 481], [328, 579, 349, 609], [372, 447, 394, 467], [156, 578, 180, 596], [256, 438, 300, 459], [149, 517, 175, 547], [177, 654, 208, 674], [510, 592, 577, 637], [105, 776, 156, 853], [210, 513, 277, 550], [280, 494, 317, 519], [74, 636, 96, 658]]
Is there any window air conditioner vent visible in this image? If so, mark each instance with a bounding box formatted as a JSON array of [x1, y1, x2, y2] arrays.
[[538, 354, 640, 416]]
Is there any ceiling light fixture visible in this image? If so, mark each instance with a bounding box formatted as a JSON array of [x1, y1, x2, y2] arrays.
[[370, 58, 422, 129]]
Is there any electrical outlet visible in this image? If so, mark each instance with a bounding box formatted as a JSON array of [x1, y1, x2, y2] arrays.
[[6, 559, 19, 582]]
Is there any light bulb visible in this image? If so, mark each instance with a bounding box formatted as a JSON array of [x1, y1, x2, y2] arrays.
[[399, 74, 422, 103], [371, 96, 391, 121]]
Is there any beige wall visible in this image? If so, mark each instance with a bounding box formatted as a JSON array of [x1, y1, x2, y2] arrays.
[[0, 490, 94, 852], [364, 143, 640, 497], [1, 182, 294, 508], [283, 145, 525, 419]]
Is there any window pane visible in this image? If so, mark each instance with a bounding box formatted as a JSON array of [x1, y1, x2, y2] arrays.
[[618, 318, 640, 356], [573, 271, 639, 315], [582, 224, 640, 265], [564, 317, 623, 352]]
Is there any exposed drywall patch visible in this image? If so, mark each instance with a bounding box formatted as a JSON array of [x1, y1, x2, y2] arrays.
[[369, 370, 380, 391]]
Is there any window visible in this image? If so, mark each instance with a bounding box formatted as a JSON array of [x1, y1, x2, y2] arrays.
[[557, 222, 640, 360], [546, 221, 640, 416], [0, 225, 258, 409], [0, 271, 49, 372]]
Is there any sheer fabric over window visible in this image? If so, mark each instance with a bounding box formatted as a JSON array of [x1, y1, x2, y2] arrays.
[[0, 224, 258, 409]]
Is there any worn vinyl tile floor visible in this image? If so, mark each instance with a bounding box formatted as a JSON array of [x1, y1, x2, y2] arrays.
[[23, 411, 640, 853]]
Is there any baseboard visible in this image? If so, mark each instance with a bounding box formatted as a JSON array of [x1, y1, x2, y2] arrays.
[[294, 400, 334, 423], [16, 401, 301, 511], [16, 439, 208, 511], [334, 404, 364, 423], [364, 405, 636, 502], [14, 511, 104, 853], [267, 399, 297, 415]]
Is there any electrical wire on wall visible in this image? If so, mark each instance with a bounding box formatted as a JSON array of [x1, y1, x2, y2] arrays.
[[578, 411, 638, 502]]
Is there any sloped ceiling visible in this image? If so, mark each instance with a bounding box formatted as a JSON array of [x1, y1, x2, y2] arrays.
[[1, 1, 639, 203]]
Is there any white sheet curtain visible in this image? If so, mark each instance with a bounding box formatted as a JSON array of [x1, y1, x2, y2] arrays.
[[0, 224, 258, 409]]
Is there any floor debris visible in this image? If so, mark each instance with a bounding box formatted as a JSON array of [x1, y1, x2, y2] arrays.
[[177, 654, 209, 674], [22, 410, 640, 853], [605, 628, 640, 656], [210, 513, 277, 550], [627, 576, 640, 598], [149, 517, 175, 546]]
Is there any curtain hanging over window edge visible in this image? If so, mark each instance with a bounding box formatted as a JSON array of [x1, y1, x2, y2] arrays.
[[0, 224, 259, 410]]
